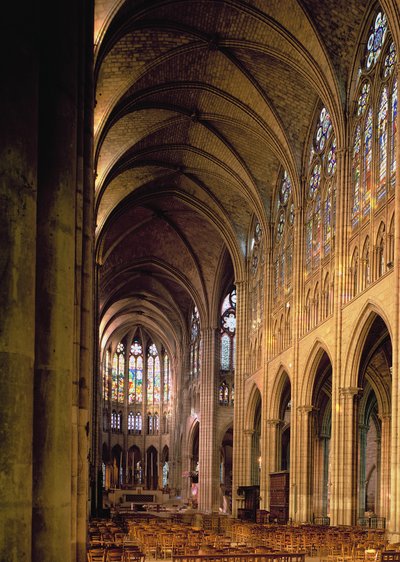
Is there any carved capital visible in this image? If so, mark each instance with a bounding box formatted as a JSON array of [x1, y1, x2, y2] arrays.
[[339, 386, 361, 399]]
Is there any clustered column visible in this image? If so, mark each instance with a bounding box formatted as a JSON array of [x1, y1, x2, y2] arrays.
[[232, 281, 249, 517], [198, 327, 218, 512], [0, 2, 94, 561]]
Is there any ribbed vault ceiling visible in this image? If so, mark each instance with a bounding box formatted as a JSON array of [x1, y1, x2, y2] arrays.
[[94, 0, 372, 356]]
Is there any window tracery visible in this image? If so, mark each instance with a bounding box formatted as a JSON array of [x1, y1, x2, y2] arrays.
[[349, 9, 396, 299], [129, 340, 143, 404], [112, 342, 125, 403], [147, 343, 160, 405], [190, 306, 201, 379], [303, 106, 336, 333], [250, 220, 264, 333]]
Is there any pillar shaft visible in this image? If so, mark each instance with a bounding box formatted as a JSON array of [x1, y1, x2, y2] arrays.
[[335, 388, 360, 525], [0, 5, 38, 560], [295, 405, 314, 523], [198, 327, 218, 512], [32, 2, 79, 559]]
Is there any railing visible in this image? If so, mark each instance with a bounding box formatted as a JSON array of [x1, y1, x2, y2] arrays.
[[173, 553, 306, 562], [357, 517, 386, 529]]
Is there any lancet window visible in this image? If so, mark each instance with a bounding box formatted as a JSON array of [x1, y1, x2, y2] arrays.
[[190, 306, 201, 379], [112, 342, 125, 403]]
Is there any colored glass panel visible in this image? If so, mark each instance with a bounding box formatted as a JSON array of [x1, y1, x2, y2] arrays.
[[289, 202, 295, 225], [315, 107, 332, 152], [327, 138, 337, 176], [254, 222, 262, 242], [136, 356, 143, 402], [365, 12, 387, 70], [128, 356, 135, 404], [352, 125, 361, 227], [154, 356, 160, 403], [135, 412, 142, 431], [112, 353, 118, 401], [220, 288, 236, 372], [357, 82, 370, 116], [280, 171, 292, 205], [309, 163, 321, 199], [313, 193, 321, 265], [324, 185, 332, 256], [277, 210, 285, 241], [118, 353, 125, 403], [363, 108, 372, 217], [305, 205, 313, 271], [147, 356, 154, 404], [164, 354, 169, 403], [384, 42, 396, 78], [221, 334, 230, 371], [378, 86, 388, 201], [391, 79, 397, 189], [104, 350, 109, 400]]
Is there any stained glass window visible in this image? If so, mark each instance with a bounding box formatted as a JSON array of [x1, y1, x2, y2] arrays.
[[352, 125, 361, 227], [118, 345, 125, 403], [365, 12, 387, 70], [112, 342, 125, 402], [273, 170, 293, 308], [289, 202, 295, 225], [357, 82, 370, 116], [135, 412, 142, 433], [219, 382, 229, 405], [129, 341, 143, 404], [190, 306, 201, 378], [306, 106, 336, 276], [309, 163, 321, 199], [377, 87, 388, 201], [305, 205, 313, 272], [220, 288, 236, 372], [280, 171, 291, 205], [111, 410, 117, 430], [327, 138, 337, 176], [277, 211, 285, 241], [324, 185, 332, 256], [351, 9, 395, 232], [391, 79, 397, 189], [315, 107, 333, 152], [313, 193, 321, 266], [384, 42, 396, 78], [363, 108, 373, 217], [163, 353, 170, 403], [147, 343, 160, 404], [103, 350, 109, 400], [128, 412, 134, 432], [112, 353, 118, 401]]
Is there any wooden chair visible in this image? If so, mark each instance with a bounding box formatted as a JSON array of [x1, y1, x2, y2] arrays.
[[107, 548, 124, 561], [87, 549, 105, 562]]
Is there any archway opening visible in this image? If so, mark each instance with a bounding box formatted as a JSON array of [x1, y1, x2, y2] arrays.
[[357, 315, 392, 524], [219, 426, 233, 513], [311, 351, 332, 522]]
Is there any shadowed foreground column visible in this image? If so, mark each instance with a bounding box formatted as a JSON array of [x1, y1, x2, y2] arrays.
[[0, 6, 38, 560], [32, 1, 79, 560]]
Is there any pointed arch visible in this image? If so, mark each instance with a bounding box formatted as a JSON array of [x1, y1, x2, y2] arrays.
[[300, 339, 334, 405], [343, 302, 393, 390], [244, 383, 262, 431]]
